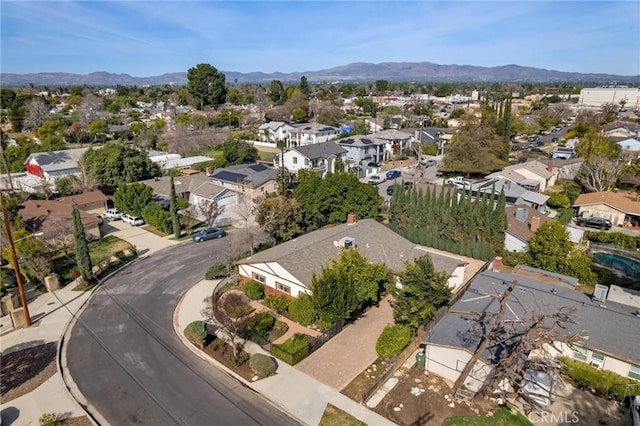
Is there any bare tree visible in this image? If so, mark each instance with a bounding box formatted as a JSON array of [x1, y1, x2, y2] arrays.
[[198, 199, 223, 227], [42, 216, 74, 255], [453, 281, 584, 410], [24, 98, 50, 131], [232, 196, 267, 256], [78, 95, 105, 126], [201, 292, 247, 357], [576, 156, 624, 192]]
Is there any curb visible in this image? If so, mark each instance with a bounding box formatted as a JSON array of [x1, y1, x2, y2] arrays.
[[171, 280, 307, 426], [58, 257, 143, 426]]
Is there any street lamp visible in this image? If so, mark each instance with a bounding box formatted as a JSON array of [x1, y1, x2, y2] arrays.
[[0, 199, 40, 327]]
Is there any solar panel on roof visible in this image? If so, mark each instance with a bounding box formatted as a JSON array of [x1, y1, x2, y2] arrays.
[[362, 139, 372, 145], [212, 171, 246, 182], [248, 164, 269, 172], [340, 139, 355, 145]]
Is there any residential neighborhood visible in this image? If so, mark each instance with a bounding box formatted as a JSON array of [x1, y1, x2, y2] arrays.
[[2, 11, 640, 424]]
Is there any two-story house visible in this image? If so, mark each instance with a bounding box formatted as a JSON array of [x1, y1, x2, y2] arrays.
[[286, 123, 340, 148], [336, 134, 387, 169], [486, 160, 557, 192], [281, 141, 348, 177], [208, 163, 278, 205], [372, 129, 412, 157], [258, 121, 295, 144]]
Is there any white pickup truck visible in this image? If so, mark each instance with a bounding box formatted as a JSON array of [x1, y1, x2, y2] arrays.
[[447, 176, 472, 189]]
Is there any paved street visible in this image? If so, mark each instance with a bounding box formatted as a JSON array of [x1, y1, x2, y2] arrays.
[[65, 239, 298, 426]]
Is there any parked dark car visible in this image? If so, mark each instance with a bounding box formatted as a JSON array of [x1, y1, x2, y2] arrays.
[[386, 184, 395, 195], [192, 227, 227, 242], [404, 181, 414, 189], [578, 217, 612, 230], [386, 170, 402, 179]]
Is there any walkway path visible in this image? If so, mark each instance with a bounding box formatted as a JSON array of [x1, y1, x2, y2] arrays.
[[296, 295, 395, 390], [245, 295, 321, 344], [174, 279, 396, 426]]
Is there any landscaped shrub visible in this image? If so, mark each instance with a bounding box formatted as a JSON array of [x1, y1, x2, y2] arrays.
[[141, 202, 172, 234], [544, 191, 570, 209], [271, 333, 310, 365], [39, 413, 57, 426], [376, 324, 412, 357], [269, 320, 289, 341], [288, 293, 316, 326], [228, 350, 250, 366], [246, 312, 276, 338], [205, 263, 228, 280], [207, 336, 226, 352], [585, 231, 640, 250], [184, 320, 207, 348], [249, 353, 278, 377], [559, 357, 640, 402], [266, 294, 289, 314], [243, 280, 264, 300], [500, 250, 533, 267]]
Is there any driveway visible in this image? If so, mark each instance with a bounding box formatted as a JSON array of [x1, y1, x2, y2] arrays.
[[101, 219, 179, 257], [296, 295, 395, 390]]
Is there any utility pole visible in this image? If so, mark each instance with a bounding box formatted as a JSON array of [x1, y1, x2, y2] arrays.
[[0, 128, 15, 192], [0, 194, 31, 326]]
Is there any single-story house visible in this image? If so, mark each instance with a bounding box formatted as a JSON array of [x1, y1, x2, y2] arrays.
[[140, 173, 210, 202], [421, 268, 640, 393], [539, 158, 583, 181], [209, 163, 278, 205], [21, 199, 102, 244], [286, 123, 340, 148], [468, 178, 549, 212], [573, 191, 640, 227], [158, 156, 214, 171], [280, 141, 348, 177], [22, 147, 92, 192], [258, 121, 295, 143], [186, 181, 239, 226], [504, 205, 553, 253], [486, 160, 557, 192], [617, 138, 640, 159], [236, 216, 468, 299], [56, 190, 109, 214]]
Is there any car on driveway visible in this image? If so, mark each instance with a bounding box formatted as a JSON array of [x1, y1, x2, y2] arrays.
[[386, 170, 402, 180], [122, 214, 144, 226], [102, 208, 122, 220], [368, 173, 387, 185], [422, 159, 437, 167], [578, 217, 612, 230], [192, 227, 227, 242]]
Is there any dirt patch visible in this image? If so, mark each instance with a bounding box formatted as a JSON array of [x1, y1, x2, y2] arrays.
[[319, 403, 366, 426], [372, 365, 495, 425], [0, 342, 57, 402], [198, 337, 271, 382], [60, 416, 93, 426], [341, 357, 391, 403]]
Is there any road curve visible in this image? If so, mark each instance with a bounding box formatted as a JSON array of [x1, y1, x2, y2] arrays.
[[65, 238, 299, 426]]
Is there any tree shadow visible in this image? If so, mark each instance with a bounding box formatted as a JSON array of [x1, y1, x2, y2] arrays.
[[0, 406, 20, 425], [0, 341, 56, 397]]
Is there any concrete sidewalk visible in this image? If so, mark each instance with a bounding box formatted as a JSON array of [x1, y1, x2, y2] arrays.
[[0, 283, 93, 425], [173, 279, 396, 426]]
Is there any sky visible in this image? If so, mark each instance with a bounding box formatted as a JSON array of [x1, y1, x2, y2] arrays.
[[1, 1, 639, 77]]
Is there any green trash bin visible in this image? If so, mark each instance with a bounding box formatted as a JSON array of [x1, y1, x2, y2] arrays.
[[416, 351, 426, 369]]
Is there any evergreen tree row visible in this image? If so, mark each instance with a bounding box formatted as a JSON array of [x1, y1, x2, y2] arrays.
[[388, 186, 507, 260]]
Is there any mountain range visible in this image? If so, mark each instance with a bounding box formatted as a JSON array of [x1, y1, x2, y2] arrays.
[[2, 62, 639, 86]]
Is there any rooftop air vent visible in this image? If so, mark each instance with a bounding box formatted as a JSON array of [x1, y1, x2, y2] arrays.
[[339, 237, 356, 249], [593, 284, 609, 302]]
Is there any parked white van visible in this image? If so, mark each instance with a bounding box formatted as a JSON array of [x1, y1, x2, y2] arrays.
[[368, 173, 387, 185]]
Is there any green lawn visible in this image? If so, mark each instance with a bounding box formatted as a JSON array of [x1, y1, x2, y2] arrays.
[[319, 404, 367, 426], [443, 407, 532, 426]]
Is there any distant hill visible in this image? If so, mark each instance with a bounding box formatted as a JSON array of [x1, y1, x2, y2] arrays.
[[2, 62, 639, 86]]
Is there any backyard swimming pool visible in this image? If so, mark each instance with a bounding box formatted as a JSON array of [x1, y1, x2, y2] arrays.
[[592, 251, 640, 280]]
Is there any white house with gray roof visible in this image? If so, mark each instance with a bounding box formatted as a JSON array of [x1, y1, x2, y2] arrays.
[[281, 141, 347, 177], [421, 269, 640, 392], [337, 134, 387, 167], [286, 123, 340, 148], [187, 181, 239, 226], [467, 178, 550, 212], [373, 129, 412, 156], [21, 147, 93, 192], [486, 160, 557, 192], [209, 163, 277, 205], [258, 121, 294, 143], [236, 217, 467, 299]]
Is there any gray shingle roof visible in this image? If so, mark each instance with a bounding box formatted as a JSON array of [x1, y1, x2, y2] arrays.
[[290, 123, 339, 134], [237, 218, 465, 288], [425, 270, 640, 364], [210, 163, 277, 189], [140, 173, 209, 197], [337, 135, 386, 147], [191, 181, 228, 199], [291, 141, 347, 160]]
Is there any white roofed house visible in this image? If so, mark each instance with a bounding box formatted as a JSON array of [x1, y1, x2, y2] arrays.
[[286, 123, 340, 148], [372, 129, 412, 158], [281, 141, 348, 177], [21, 147, 92, 193], [486, 160, 557, 193], [258, 121, 294, 144]]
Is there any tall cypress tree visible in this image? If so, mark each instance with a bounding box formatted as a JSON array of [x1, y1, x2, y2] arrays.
[[73, 205, 93, 283], [169, 175, 181, 238]]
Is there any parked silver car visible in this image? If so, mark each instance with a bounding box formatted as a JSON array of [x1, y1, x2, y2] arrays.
[[102, 208, 122, 220], [122, 214, 144, 226]]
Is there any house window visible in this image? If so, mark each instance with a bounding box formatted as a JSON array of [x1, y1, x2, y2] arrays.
[[276, 282, 291, 294], [293, 157, 297, 164], [456, 360, 467, 372], [628, 365, 640, 381], [573, 347, 588, 362], [590, 351, 605, 369], [252, 272, 265, 283], [304, 158, 309, 166]]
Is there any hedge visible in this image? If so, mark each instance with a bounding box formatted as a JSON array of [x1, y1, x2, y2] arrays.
[[559, 357, 640, 402], [376, 324, 412, 357], [205, 263, 228, 280], [585, 231, 640, 251], [271, 333, 310, 365], [243, 280, 264, 300], [249, 353, 278, 377], [288, 294, 316, 326], [266, 294, 289, 314], [184, 320, 207, 347], [141, 202, 172, 234]]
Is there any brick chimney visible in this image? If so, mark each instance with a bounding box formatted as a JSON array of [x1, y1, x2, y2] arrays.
[[530, 216, 541, 233], [347, 213, 357, 225], [492, 256, 503, 272], [547, 162, 553, 173], [205, 166, 213, 176]]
